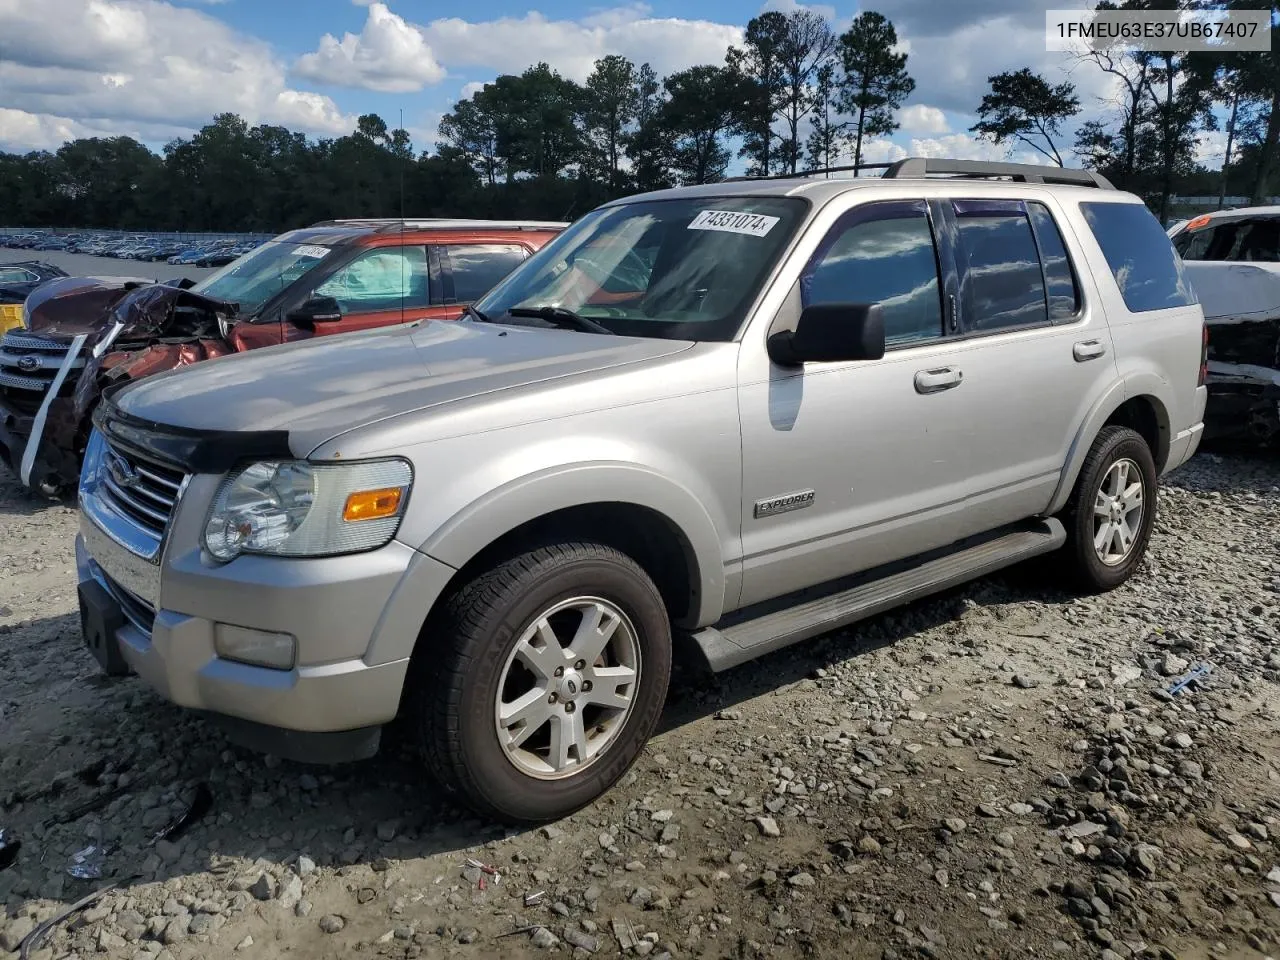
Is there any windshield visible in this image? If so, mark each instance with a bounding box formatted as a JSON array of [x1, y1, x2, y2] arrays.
[[192, 239, 332, 315], [475, 196, 807, 341]]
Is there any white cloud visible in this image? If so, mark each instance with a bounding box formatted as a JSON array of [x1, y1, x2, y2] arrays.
[[459, 81, 486, 101], [908, 133, 1014, 161], [897, 104, 949, 135], [0, 109, 98, 152], [291, 3, 742, 94], [1195, 130, 1228, 170], [0, 0, 355, 150], [854, 138, 909, 165], [759, 0, 839, 26], [293, 2, 445, 94], [416, 8, 743, 85]]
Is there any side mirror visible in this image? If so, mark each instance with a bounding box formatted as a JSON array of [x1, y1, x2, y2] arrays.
[[767, 303, 886, 366], [288, 296, 343, 325]]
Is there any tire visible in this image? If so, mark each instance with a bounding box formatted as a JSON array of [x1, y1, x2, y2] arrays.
[[1057, 425, 1158, 592], [413, 542, 672, 823]]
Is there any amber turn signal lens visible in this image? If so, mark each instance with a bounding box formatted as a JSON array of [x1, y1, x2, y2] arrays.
[[342, 487, 403, 522]]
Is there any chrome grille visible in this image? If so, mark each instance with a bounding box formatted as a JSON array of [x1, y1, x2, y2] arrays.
[[101, 569, 156, 635], [100, 444, 186, 539], [0, 331, 83, 395]]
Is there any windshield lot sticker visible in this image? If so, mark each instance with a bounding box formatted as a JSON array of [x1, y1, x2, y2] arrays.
[[294, 244, 331, 259], [688, 210, 780, 237]]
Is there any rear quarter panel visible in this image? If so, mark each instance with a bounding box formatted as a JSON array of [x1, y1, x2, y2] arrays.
[[1059, 199, 1205, 473]]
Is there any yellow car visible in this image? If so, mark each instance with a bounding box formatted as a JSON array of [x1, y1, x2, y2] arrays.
[[0, 302, 22, 334]]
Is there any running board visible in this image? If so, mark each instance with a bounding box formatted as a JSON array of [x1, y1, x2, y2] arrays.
[[689, 518, 1065, 672]]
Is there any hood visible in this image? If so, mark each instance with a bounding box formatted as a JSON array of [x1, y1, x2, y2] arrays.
[[1183, 260, 1280, 324], [112, 319, 692, 454], [24, 276, 233, 341]]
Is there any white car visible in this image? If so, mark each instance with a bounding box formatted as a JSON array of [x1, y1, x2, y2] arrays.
[[1169, 207, 1280, 444]]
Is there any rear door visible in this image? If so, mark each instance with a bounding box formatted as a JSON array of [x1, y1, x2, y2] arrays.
[[439, 242, 531, 317], [932, 196, 1116, 525], [308, 243, 446, 336]]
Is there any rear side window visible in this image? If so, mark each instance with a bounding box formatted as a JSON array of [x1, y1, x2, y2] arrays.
[[1080, 202, 1195, 312], [1026, 202, 1080, 321], [953, 201, 1047, 331], [446, 243, 528, 302]]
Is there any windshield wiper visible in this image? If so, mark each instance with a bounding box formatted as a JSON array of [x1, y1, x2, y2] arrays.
[[462, 304, 491, 323], [506, 305, 612, 335]]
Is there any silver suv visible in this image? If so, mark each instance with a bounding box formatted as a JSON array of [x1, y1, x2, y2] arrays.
[[75, 159, 1207, 822]]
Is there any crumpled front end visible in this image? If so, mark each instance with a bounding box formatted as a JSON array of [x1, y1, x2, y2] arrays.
[[1203, 322, 1280, 445], [0, 278, 238, 493], [1182, 260, 1280, 446]]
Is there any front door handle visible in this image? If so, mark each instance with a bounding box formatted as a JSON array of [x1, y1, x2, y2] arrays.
[[914, 367, 963, 394], [1073, 339, 1107, 362]]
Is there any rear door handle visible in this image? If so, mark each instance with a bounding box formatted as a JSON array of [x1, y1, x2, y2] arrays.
[[914, 367, 963, 394], [1073, 339, 1107, 362]]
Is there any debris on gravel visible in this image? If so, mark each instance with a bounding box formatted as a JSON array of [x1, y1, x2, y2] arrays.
[[3, 451, 1280, 958]]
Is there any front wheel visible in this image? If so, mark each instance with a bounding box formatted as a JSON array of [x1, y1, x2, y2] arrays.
[[413, 542, 672, 822], [1057, 425, 1158, 592]]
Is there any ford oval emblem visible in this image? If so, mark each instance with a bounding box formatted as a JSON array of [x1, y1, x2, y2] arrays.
[[15, 355, 39, 373], [108, 455, 141, 490]]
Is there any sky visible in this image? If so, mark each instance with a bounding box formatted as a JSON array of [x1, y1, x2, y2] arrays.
[[0, 0, 1229, 170]]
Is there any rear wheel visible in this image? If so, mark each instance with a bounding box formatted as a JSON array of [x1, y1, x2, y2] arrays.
[[1057, 425, 1158, 592], [414, 542, 671, 822]]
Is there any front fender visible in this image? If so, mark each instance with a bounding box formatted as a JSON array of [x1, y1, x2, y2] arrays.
[[1044, 370, 1173, 517], [416, 461, 728, 627]]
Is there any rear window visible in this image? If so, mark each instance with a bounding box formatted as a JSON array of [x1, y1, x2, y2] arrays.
[[1174, 217, 1280, 263], [1080, 202, 1195, 313]]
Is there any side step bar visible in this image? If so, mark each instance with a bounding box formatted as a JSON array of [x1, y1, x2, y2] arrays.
[[689, 518, 1066, 672]]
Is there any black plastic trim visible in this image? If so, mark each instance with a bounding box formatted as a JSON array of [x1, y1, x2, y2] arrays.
[[208, 713, 382, 764], [95, 384, 292, 474]]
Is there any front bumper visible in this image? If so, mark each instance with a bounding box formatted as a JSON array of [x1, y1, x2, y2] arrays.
[[75, 520, 453, 764]]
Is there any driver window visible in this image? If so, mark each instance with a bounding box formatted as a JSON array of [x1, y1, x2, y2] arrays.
[[802, 205, 945, 346], [314, 246, 429, 314]]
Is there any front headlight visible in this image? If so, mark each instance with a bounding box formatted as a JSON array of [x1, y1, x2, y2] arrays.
[[204, 458, 412, 561], [20, 300, 29, 329]]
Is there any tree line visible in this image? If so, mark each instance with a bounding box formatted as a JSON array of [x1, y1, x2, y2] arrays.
[[1, 3, 1276, 232]]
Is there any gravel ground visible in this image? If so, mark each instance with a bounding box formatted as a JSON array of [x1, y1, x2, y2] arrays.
[[2, 450, 1280, 960], [0, 249, 215, 284]]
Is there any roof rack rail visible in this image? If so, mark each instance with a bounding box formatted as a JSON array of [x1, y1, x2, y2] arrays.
[[723, 157, 1113, 189], [307, 218, 570, 230], [881, 158, 1114, 188]]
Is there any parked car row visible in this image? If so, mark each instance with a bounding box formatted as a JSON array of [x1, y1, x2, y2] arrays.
[[2, 231, 267, 265], [1, 164, 1216, 823]]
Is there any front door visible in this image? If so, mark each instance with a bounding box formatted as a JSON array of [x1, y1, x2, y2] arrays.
[[736, 199, 980, 608], [305, 244, 446, 336]]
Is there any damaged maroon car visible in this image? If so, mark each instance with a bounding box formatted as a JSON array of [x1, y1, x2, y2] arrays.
[[0, 218, 565, 494]]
